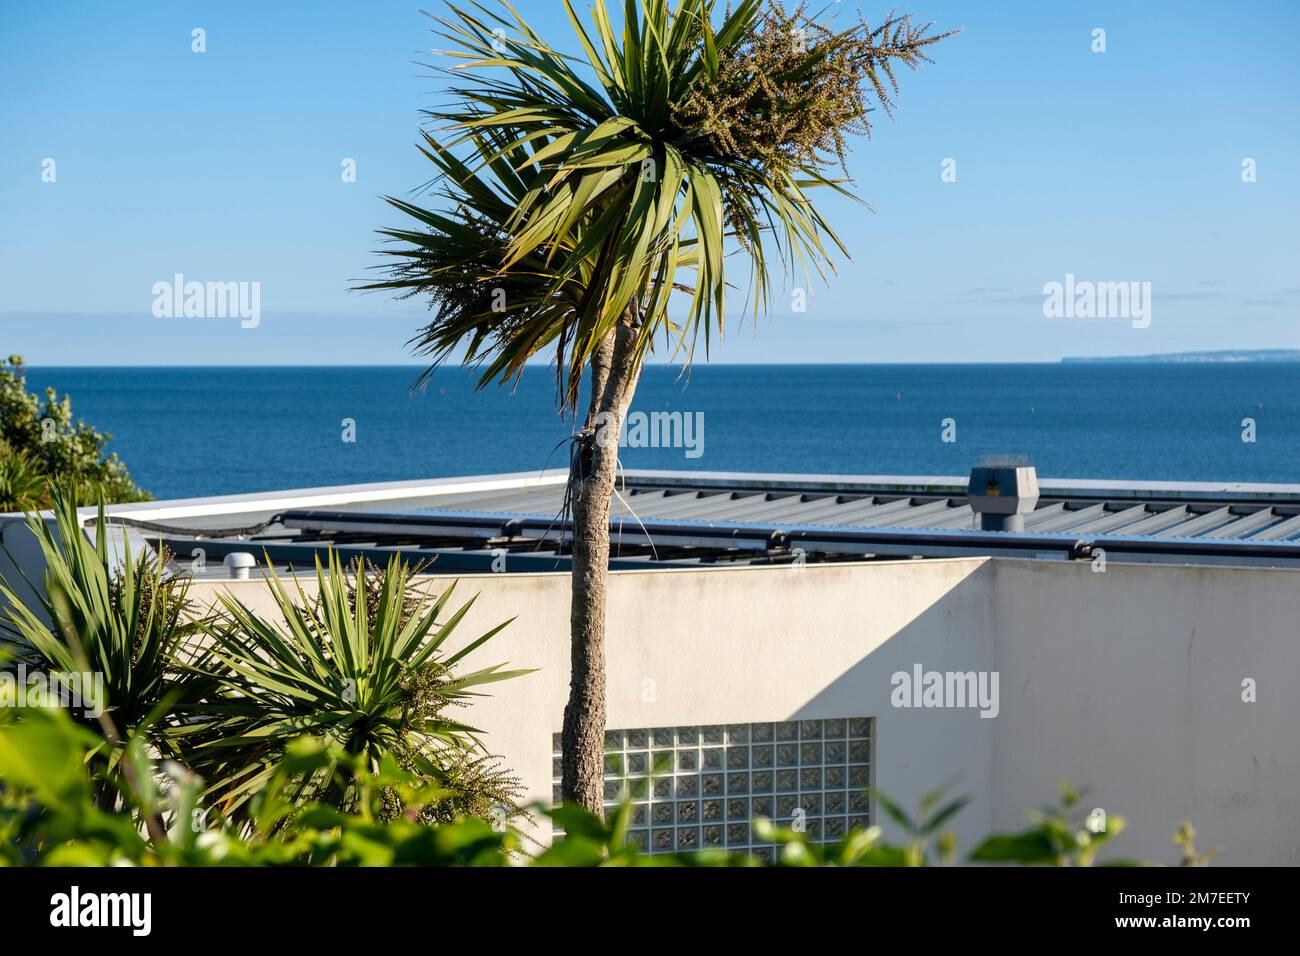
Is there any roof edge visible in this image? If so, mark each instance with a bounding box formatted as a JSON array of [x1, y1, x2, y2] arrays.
[[8, 467, 1297, 527]]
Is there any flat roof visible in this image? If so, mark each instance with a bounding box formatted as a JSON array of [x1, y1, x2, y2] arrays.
[[24, 468, 1297, 574]]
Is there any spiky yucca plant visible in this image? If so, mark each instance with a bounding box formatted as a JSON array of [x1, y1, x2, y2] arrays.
[[173, 552, 528, 825], [0, 441, 45, 513], [361, 0, 954, 811], [0, 486, 203, 807]]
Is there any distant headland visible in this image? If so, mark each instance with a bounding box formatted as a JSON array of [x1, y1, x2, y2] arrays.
[[1061, 349, 1300, 364]]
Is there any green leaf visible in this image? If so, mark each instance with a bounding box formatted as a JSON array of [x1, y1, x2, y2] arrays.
[[969, 830, 1059, 865], [548, 801, 611, 844], [0, 707, 96, 807]]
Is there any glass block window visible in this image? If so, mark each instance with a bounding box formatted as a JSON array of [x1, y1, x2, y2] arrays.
[[551, 718, 871, 860]]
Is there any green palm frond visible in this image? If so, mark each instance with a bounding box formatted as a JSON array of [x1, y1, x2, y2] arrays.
[[359, 0, 954, 411], [0, 486, 205, 790], [171, 551, 529, 821]]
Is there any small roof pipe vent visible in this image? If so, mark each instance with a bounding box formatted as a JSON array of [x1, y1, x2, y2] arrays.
[[967, 457, 1040, 532], [223, 552, 257, 580]]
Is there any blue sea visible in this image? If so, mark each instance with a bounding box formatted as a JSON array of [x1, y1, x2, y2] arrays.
[[21, 364, 1300, 500]]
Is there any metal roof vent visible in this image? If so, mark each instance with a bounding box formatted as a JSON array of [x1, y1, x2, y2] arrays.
[[968, 457, 1040, 532], [223, 552, 256, 580]]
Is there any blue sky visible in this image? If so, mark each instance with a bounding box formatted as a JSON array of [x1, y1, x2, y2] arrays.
[[1, 0, 1296, 365]]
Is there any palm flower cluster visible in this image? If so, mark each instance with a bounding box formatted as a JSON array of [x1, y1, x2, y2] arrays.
[[672, 5, 957, 180], [380, 743, 523, 828], [309, 555, 435, 636], [107, 543, 199, 660]]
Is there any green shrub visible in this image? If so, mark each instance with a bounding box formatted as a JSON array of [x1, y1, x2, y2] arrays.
[[0, 704, 1213, 868], [0, 709, 516, 866], [0, 355, 149, 511]]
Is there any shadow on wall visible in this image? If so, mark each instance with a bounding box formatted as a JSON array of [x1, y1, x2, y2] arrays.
[[790, 562, 998, 852]]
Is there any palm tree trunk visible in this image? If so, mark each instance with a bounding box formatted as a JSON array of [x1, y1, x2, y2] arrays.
[[561, 312, 642, 813]]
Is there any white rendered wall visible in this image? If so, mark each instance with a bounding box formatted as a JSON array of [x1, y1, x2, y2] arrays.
[[988, 559, 1300, 866], [189, 557, 998, 851], [184, 555, 1300, 863]]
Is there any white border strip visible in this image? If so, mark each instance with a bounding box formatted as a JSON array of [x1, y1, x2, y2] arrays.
[[8, 467, 1297, 527]]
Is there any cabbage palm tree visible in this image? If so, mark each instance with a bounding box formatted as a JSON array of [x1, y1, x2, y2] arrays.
[[361, 0, 954, 812]]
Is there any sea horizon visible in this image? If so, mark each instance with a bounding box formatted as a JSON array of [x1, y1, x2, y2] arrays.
[[15, 360, 1130, 369], [21, 363, 1300, 500], [23, 354, 1300, 370]]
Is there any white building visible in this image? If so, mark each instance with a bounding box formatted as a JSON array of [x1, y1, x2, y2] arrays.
[[3, 465, 1298, 863]]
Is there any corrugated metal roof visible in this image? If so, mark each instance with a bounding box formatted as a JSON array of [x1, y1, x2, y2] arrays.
[[81, 468, 1300, 573], [400, 476, 1300, 544]]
